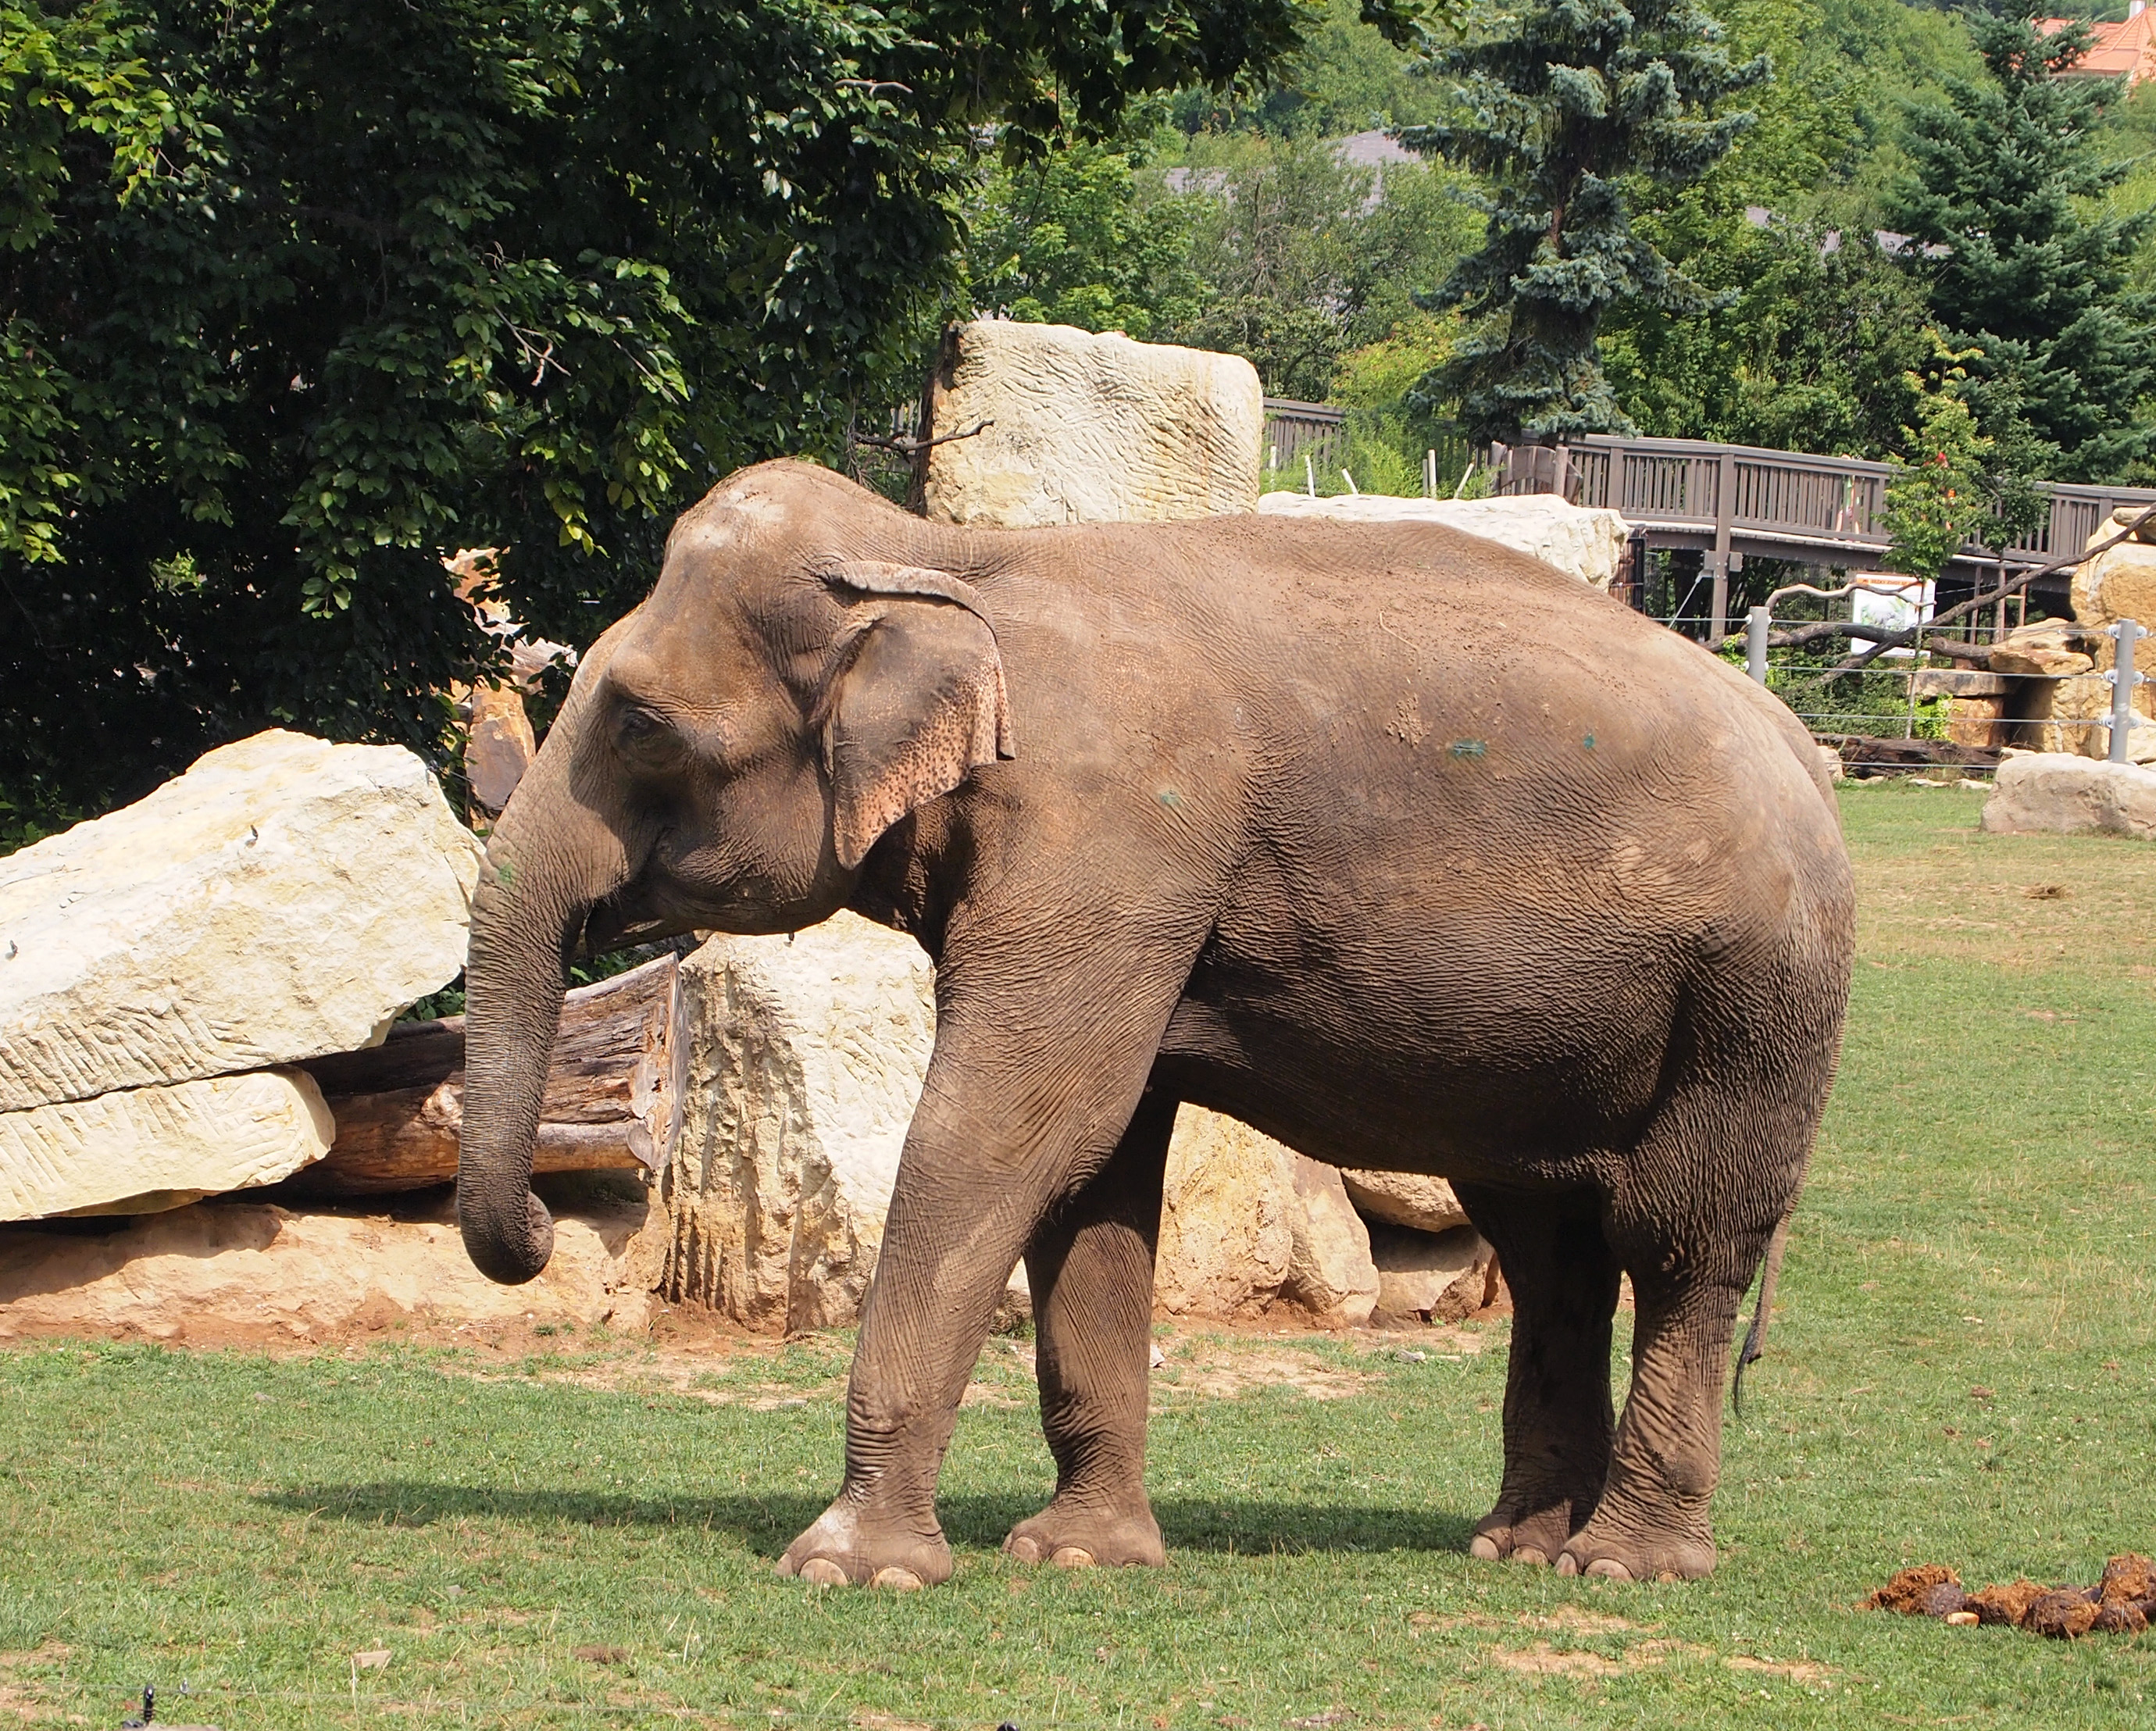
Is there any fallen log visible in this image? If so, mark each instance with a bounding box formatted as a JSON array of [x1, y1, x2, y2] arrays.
[[285, 955, 679, 1198]]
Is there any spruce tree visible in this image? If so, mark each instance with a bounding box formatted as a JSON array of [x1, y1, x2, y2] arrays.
[[1885, 11, 2156, 484], [1404, 0, 1766, 444]]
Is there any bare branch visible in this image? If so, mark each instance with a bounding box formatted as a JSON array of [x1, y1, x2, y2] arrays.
[[854, 418, 994, 458]]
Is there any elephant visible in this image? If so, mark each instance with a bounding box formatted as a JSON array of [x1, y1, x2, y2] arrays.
[[457, 459, 1854, 1588]]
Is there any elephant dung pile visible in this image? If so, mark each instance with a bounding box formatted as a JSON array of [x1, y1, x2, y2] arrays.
[[0, 731, 484, 1219], [1868, 1555, 2156, 1638]]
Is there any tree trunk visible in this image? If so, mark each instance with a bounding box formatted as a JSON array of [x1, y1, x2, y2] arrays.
[[287, 955, 678, 1198]]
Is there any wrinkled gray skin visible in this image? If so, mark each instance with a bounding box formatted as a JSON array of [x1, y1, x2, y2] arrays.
[[459, 461, 1853, 1589]]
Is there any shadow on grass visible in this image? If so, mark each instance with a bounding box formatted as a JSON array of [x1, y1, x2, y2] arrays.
[[257, 1483, 1476, 1558]]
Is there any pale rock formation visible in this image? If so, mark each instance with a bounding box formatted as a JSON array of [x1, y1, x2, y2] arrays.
[[0, 730, 484, 1114], [1155, 1107, 1294, 1318], [658, 915, 955, 1333], [2021, 673, 2156, 762], [0, 1184, 656, 1343], [1281, 1157, 1380, 1326], [1992, 621, 2095, 679], [0, 1069, 334, 1220], [1981, 752, 2156, 840], [1255, 491, 1630, 590], [1340, 1169, 1470, 1235], [1369, 1222, 1501, 1320], [2075, 511, 2156, 638], [923, 322, 1263, 527]]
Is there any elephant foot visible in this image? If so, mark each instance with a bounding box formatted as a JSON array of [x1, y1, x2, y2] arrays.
[[1004, 1496, 1165, 1569], [1554, 1512, 1715, 1583], [1469, 1493, 1592, 1567], [777, 1495, 954, 1589]]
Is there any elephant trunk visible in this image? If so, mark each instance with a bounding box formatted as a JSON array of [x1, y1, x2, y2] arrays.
[[457, 770, 633, 1286]]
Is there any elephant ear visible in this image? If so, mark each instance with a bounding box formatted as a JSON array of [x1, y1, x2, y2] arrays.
[[819, 561, 1016, 870]]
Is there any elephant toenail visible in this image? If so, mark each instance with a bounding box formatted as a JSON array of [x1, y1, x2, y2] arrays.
[[1554, 1552, 1580, 1576], [870, 1566, 924, 1591], [1468, 1535, 1503, 1561], [1512, 1546, 1549, 1567], [1051, 1546, 1096, 1569], [1005, 1536, 1044, 1565], [1585, 1558, 1636, 1581], [1656, 1570, 1682, 1583], [798, 1558, 848, 1587]]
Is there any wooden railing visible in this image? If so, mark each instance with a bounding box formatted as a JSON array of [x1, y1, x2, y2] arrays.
[[1490, 434, 2156, 635]]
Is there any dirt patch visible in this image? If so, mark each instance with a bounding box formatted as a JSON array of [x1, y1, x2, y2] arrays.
[[1488, 1642, 1624, 1679], [1151, 1347, 1368, 1404], [1409, 1611, 1506, 1633], [1485, 1635, 1704, 1680], [0, 1644, 69, 1726], [1726, 1655, 1834, 1685]]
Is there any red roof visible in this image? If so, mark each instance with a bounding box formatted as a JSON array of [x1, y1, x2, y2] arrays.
[[2036, 10, 2156, 81]]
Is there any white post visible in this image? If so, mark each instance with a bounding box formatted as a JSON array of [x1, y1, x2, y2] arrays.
[[1747, 606, 1771, 683], [2107, 619, 2147, 763], [1305, 454, 1316, 498]]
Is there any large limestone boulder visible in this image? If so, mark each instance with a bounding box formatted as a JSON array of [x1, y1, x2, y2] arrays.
[[0, 1184, 656, 1344], [1340, 1169, 1469, 1234], [658, 915, 945, 1333], [923, 322, 1263, 528], [1155, 1108, 1294, 1318], [2076, 510, 2156, 640], [1369, 1222, 1501, 1322], [1255, 491, 1630, 590], [1992, 620, 2095, 679], [0, 730, 484, 1115], [1981, 752, 2156, 840], [0, 1069, 334, 1220], [1281, 1157, 1380, 1326]]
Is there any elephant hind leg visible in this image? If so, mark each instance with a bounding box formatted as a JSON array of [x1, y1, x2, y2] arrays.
[[1004, 1086, 1175, 1570], [1558, 1061, 1822, 1582], [1454, 1183, 1619, 1568]]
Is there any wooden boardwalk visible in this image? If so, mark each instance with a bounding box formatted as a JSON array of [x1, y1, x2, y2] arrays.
[[1489, 435, 2156, 636]]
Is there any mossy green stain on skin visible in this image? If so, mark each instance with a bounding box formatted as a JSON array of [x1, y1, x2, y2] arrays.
[[1157, 787, 1185, 808], [1447, 740, 1486, 759], [1584, 733, 1596, 749]]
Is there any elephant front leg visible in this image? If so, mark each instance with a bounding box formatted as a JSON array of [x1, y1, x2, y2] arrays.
[[777, 934, 1198, 1590], [1454, 1183, 1620, 1568], [1004, 1087, 1174, 1571]]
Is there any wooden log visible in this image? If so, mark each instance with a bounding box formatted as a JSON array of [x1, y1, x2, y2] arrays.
[[287, 954, 678, 1197]]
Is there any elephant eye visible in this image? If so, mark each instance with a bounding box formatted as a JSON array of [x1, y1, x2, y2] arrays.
[[616, 705, 676, 759]]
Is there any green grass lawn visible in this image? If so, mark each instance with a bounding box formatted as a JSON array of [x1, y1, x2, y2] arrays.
[[3, 783, 2152, 1728]]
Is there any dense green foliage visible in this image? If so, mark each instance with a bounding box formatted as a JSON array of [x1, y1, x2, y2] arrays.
[[1886, 9, 2156, 484], [0, 0, 1419, 845], [1402, 0, 1769, 443]]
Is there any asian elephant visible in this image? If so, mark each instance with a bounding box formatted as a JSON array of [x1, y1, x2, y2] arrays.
[[457, 459, 1854, 1588]]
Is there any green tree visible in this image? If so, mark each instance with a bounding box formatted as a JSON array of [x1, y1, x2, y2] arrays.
[[1403, 0, 1769, 444], [1, 0, 1405, 845], [962, 142, 1204, 340], [1886, 9, 2156, 482], [1603, 221, 1934, 455]]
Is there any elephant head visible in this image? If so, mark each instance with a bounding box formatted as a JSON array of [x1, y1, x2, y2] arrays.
[[456, 462, 1014, 1284]]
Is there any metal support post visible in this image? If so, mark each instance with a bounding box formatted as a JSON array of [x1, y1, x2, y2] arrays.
[[2106, 618, 2147, 764], [1708, 450, 1736, 641], [1746, 606, 1771, 683]]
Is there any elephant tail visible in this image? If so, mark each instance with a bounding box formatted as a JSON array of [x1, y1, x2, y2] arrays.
[[1732, 1212, 1794, 1417]]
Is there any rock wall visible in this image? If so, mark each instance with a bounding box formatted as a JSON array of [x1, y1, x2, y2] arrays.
[[922, 322, 1264, 527]]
